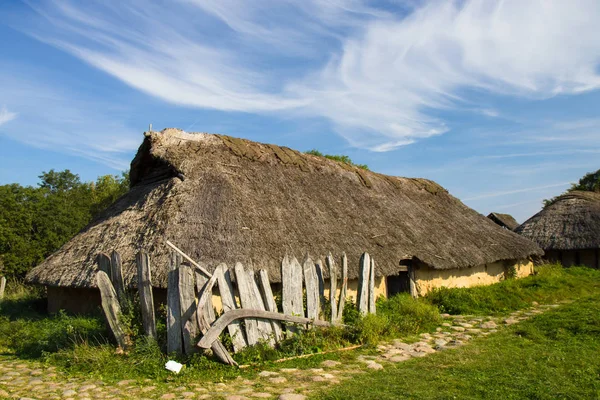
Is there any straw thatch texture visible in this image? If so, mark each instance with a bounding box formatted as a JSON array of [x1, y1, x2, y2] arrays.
[[515, 191, 600, 251], [26, 129, 542, 289], [487, 212, 519, 230]]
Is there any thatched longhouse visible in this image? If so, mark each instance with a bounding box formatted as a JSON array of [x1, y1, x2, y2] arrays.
[[27, 129, 542, 313], [515, 191, 600, 268], [487, 212, 519, 230]]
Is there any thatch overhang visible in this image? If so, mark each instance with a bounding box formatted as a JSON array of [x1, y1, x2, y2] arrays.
[[26, 129, 542, 289], [515, 191, 600, 251], [487, 212, 519, 230]]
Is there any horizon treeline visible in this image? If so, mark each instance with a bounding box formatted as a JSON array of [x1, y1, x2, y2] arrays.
[[0, 169, 129, 278]]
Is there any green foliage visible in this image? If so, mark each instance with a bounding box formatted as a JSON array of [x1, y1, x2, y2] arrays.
[[0, 169, 129, 277], [305, 149, 369, 170], [543, 167, 600, 207], [315, 296, 600, 400], [426, 264, 600, 315]]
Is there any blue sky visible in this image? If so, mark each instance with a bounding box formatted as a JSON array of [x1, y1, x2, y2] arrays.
[[1, 0, 600, 223]]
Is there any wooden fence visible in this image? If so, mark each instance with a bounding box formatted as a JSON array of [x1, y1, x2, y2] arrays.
[[95, 243, 378, 365]]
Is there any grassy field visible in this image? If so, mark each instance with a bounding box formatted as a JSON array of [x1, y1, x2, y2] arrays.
[[314, 295, 600, 399], [0, 264, 599, 389]]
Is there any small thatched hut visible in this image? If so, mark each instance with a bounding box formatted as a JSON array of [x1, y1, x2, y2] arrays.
[[487, 212, 519, 230], [26, 129, 542, 313], [515, 191, 600, 268]]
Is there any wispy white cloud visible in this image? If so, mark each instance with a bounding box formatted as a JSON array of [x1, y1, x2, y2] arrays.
[[0, 106, 17, 127], [15, 0, 600, 151], [462, 182, 572, 202], [0, 65, 137, 170]]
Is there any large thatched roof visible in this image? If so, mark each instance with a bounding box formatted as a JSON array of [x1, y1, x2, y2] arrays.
[[26, 129, 542, 289], [515, 191, 600, 251], [487, 212, 519, 230]]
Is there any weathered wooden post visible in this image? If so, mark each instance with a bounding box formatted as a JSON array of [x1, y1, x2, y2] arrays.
[[0, 276, 6, 300], [136, 252, 157, 339], [336, 253, 348, 323], [258, 269, 283, 342], [234, 262, 260, 345], [218, 267, 248, 352], [303, 255, 319, 320], [369, 257, 376, 314], [326, 253, 337, 322], [282, 256, 304, 335], [167, 253, 183, 354], [248, 270, 275, 345], [179, 264, 198, 355], [110, 251, 127, 309], [96, 271, 128, 350], [357, 252, 371, 315], [96, 253, 112, 280]]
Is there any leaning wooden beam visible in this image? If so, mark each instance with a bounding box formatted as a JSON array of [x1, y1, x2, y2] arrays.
[[234, 262, 260, 345], [357, 252, 371, 315], [136, 252, 156, 339], [258, 270, 283, 342], [110, 250, 127, 309], [217, 267, 247, 352], [196, 309, 238, 366], [197, 309, 335, 349], [326, 253, 337, 323], [167, 253, 183, 355], [165, 240, 212, 278], [96, 271, 128, 350], [303, 255, 320, 320], [368, 256, 376, 314], [336, 253, 348, 323], [0, 276, 6, 300]]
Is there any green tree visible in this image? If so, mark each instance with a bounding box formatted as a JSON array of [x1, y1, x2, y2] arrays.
[[0, 170, 129, 278], [543, 168, 600, 207]]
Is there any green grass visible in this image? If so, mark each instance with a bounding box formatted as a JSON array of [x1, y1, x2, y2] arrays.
[[426, 264, 600, 315], [314, 295, 600, 400]]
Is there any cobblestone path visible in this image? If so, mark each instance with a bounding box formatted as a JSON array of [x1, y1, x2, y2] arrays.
[[0, 303, 557, 400]]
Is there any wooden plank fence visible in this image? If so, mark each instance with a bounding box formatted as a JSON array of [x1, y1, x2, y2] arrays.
[[0, 276, 6, 301], [94, 246, 379, 365]]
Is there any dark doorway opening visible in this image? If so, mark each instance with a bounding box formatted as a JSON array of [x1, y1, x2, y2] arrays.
[[387, 259, 413, 297]]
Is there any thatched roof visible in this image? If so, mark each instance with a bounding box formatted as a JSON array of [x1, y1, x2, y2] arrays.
[[487, 212, 519, 231], [515, 191, 600, 251], [26, 129, 542, 289]]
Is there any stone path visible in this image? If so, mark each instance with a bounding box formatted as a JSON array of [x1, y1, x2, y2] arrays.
[[0, 303, 558, 400]]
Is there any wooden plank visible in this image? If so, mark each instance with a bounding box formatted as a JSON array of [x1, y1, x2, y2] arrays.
[[0, 276, 6, 300], [165, 240, 211, 278], [217, 267, 247, 352], [303, 255, 319, 320], [357, 252, 371, 315], [315, 259, 326, 315], [110, 250, 127, 309], [336, 253, 348, 323], [195, 271, 216, 323], [197, 309, 335, 349], [326, 253, 337, 323], [96, 253, 111, 280], [248, 270, 275, 345], [369, 256, 376, 314], [258, 270, 283, 342], [179, 264, 198, 355], [282, 256, 304, 335], [136, 252, 156, 339], [167, 253, 183, 355], [234, 262, 260, 345], [408, 265, 417, 298], [96, 271, 128, 350]]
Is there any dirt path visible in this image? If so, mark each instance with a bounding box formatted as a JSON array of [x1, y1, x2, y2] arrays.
[[0, 303, 557, 400]]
